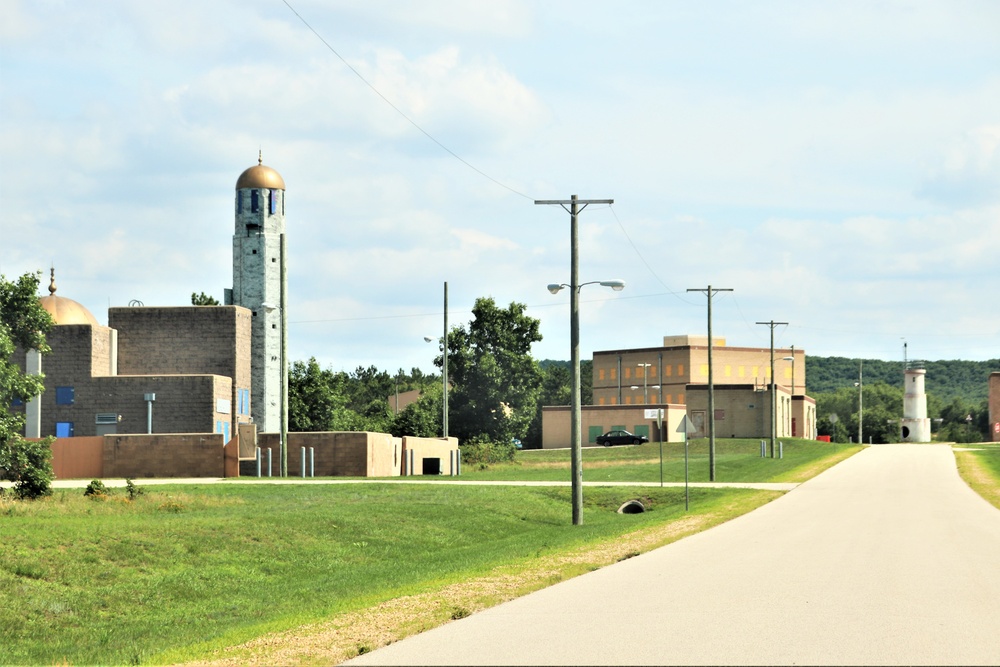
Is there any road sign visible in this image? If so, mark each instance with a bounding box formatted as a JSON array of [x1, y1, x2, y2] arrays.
[[676, 415, 698, 434]]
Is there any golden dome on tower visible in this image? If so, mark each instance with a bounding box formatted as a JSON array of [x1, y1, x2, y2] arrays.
[[38, 268, 99, 326], [235, 151, 285, 190]]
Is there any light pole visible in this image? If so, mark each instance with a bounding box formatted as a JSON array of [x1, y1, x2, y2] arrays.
[[689, 286, 733, 481], [547, 279, 625, 525], [756, 320, 788, 458], [637, 363, 651, 404], [536, 193, 616, 526], [782, 353, 795, 437], [855, 360, 864, 445]]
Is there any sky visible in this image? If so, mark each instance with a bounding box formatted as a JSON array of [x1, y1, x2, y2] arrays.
[[2, 0, 998, 379]]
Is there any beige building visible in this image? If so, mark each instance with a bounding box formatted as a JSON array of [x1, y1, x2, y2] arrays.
[[13, 270, 252, 443], [541, 334, 816, 448]]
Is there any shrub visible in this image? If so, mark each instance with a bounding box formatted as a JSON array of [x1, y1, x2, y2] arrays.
[[84, 479, 109, 498], [460, 435, 516, 467], [125, 479, 144, 500], [0, 436, 54, 500]]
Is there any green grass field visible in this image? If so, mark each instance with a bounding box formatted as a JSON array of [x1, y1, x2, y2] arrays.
[[0, 438, 860, 665], [954, 442, 1000, 511], [459, 437, 860, 484]]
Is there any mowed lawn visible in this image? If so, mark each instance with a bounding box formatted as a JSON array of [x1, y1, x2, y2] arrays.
[[459, 437, 860, 484], [1, 439, 859, 665]]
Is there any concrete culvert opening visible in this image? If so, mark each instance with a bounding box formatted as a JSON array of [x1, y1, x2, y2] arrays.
[[617, 499, 645, 514]]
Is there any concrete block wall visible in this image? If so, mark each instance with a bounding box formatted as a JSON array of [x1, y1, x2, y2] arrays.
[[104, 433, 226, 478], [109, 307, 252, 421], [255, 431, 401, 477]]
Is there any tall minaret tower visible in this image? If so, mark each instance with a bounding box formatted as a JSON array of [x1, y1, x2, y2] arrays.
[[229, 153, 286, 432]]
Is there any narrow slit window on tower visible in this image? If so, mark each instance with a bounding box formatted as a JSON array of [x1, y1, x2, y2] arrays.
[[236, 192, 242, 213], [270, 190, 278, 214], [251, 190, 260, 213]]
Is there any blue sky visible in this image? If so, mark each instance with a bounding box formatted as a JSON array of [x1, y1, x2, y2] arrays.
[[2, 0, 998, 378]]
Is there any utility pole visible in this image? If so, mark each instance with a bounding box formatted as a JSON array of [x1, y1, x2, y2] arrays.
[[536, 194, 614, 526], [756, 319, 788, 458], [688, 285, 732, 481], [443, 281, 448, 439]]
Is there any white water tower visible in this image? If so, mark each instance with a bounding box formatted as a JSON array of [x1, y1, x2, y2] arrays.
[[901, 367, 931, 442]]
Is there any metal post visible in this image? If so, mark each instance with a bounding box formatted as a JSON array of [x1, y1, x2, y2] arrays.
[[658, 408, 663, 487], [858, 360, 864, 446], [688, 286, 733, 481], [300, 447, 306, 478], [267, 448, 272, 477], [684, 427, 690, 512], [756, 320, 788, 459], [443, 281, 449, 439], [310, 447, 315, 477], [256, 446, 261, 477]]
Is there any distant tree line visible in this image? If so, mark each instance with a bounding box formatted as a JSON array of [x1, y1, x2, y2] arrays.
[[808, 356, 998, 443]]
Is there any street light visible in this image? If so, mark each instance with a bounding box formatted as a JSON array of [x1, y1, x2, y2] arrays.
[[637, 363, 651, 404], [783, 354, 795, 437], [547, 278, 625, 526], [854, 359, 863, 445]]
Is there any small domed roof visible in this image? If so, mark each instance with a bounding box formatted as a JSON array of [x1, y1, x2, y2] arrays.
[[236, 152, 285, 190], [38, 269, 99, 326]]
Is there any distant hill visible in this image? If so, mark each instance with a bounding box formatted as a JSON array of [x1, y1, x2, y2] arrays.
[[805, 357, 999, 403]]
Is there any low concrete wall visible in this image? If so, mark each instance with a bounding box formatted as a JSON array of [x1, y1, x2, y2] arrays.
[[401, 436, 459, 475], [50, 436, 104, 479], [104, 433, 226, 478], [257, 431, 402, 477]]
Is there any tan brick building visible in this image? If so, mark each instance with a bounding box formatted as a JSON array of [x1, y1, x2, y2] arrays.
[[541, 334, 816, 448], [13, 272, 252, 442]]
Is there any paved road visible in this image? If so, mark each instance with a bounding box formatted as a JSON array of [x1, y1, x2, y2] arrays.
[[347, 445, 1000, 665]]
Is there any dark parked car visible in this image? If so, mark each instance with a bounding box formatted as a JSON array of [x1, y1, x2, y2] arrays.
[[595, 429, 648, 446]]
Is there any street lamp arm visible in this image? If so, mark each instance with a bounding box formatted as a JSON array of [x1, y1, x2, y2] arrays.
[[547, 279, 625, 294]]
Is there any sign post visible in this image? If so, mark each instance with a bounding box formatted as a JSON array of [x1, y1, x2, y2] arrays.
[[645, 408, 664, 487], [677, 415, 696, 511]]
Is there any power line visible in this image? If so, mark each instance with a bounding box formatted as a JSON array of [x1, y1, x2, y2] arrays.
[[280, 0, 534, 201]]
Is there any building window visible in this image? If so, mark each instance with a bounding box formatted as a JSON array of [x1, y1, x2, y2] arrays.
[[236, 192, 242, 214], [56, 386, 75, 405], [270, 190, 278, 214], [251, 190, 260, 213], [237, 388, 251, 415], [10, 398, 24, 407], [55, 422, 74, 438]]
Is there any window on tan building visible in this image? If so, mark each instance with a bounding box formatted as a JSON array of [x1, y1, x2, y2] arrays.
[[624, 367, 632, 379], [599, 369, 606, 381], [678, 364, 685, 376]]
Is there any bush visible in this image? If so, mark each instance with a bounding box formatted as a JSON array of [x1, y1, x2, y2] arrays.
[[84, 479, 109, 498], [0, 436, 54, 500], [125, 479, 144, 500], [460, 435, 516, 467]]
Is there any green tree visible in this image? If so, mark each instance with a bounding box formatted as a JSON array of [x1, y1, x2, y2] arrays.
[[0, 272, 55, 499], [524, 363, 572, 447], [288, 358, 368, 432], [190, 292, 220, 305], [391, 385, 443, 438], [443, 297, 543, 445]]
